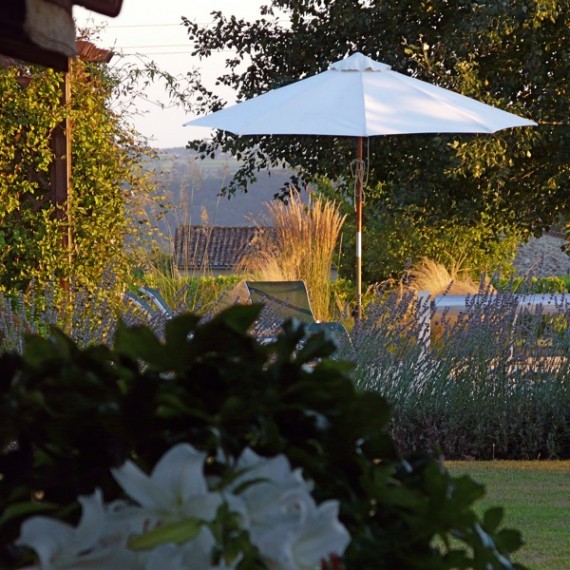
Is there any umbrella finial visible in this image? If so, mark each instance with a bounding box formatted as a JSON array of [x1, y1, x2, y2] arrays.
[[330, 52, 391, 72]]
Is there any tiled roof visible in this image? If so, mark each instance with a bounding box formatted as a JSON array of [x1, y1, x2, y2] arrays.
[[0, 40, 113, 68], [76, 40, 114, 63], [174, 226, 275, 271]]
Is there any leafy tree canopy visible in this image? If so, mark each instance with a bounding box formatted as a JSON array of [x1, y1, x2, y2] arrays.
[[183, 0, 569, 282]]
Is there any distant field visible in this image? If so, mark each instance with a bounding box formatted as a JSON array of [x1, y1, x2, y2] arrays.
[[447, 461, 570, 570], [145, 147, 299, 230], [157, 152, 241, 174], [155, 148, 292, 176]]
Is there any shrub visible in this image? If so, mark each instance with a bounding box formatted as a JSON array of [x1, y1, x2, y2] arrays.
[[338, 202, 522, 284], [0, 55, 158, 297], [0, 306, 524, 569], [493, 275, 570, 294]]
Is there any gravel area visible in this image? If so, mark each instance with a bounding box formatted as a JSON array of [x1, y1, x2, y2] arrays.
[[513, 233, 570, 277]]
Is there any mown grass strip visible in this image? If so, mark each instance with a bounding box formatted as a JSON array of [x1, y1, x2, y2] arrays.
[[447, 461, 570, 570]]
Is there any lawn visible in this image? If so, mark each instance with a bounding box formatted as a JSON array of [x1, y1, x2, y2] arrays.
[[447, 461, 570, 569]]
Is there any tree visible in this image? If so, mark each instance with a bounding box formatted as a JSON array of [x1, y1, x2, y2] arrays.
[[182, 0, 569, 282], [0, 52, 157, 295]]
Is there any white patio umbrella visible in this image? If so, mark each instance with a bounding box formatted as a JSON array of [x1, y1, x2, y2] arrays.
[[184, 52, 536, 318]]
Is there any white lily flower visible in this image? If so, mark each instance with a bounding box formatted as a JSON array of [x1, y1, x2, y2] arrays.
[[228, 449, 350, 570], [229, 448, 313, 526], [111, 444, 222, 524], [257, 497, 350, 570], [17, 489, 141, 570], [234, 448, 311, 490], [290, 499, 350, 569], [16, 444, 350, 570]]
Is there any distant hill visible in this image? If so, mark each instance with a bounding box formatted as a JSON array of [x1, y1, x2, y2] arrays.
[[147, 148, 298, 235]]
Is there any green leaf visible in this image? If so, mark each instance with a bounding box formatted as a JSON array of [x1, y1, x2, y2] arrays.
[[483, 506, 505, 533], [114, 324, 167, 367], [295, 332, 336, 363], [495, 528, 525, 553], [164, 314, 200, 350], [450, 475, 487, 508], [22, 334, 64, 367], [0, 500, 59, 526], [210, 304, 261, 333], [128, 519, 203, 550]]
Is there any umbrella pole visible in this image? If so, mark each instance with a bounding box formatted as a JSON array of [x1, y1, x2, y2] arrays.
[[355, 136, 363, 321]]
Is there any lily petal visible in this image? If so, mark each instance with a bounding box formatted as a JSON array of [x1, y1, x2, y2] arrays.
[[111, 444, 208, 510], [111, 444, 221, 523], [180, 493, 223, 522], [292, 500, 350, 570], [230, 448, 314, 526], [111, 460, 170, 511], [253, 497, 350, 570], [17, 489, 143, 570], [74, 490, 107, 553], [149, 444, 209, 501], [18, 517, 75, 569]]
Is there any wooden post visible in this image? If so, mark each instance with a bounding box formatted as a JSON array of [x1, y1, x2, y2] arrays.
[[50, 58, 73, 278]]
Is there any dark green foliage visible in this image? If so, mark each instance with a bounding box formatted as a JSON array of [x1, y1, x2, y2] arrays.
[[0, 306, 524, 569], [338, 202, 523, 284]]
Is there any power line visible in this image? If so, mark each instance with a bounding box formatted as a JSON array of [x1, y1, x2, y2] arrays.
[[106, 22, 210, 28], [108, 23, 181, 28], [121, 51, 192, 56], [119, 44, 190, 49], [103, 16, 290, 29], [115, 46, 239, 54]]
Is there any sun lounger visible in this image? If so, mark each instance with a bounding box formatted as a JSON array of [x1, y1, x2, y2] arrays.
[[124, 286, 174, 320]]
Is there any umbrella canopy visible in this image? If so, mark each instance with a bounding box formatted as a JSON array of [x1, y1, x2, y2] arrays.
[[185, 52, 537, 318], [186, 52, 535, 136]]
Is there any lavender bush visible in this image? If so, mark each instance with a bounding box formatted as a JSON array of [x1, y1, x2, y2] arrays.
[[0, 286, 120, 352], [0, 277, 196, 353], [2, 279, 569, 460], [343, 288, 570, 459]]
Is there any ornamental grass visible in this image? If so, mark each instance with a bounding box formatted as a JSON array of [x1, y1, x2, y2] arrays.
[[241, 189, 346, 321]]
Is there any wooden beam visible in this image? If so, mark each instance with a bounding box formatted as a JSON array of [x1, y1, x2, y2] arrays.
[[0, 1, 71, 70], [74, 0, 123, 17], [50, 60, 73, 262]]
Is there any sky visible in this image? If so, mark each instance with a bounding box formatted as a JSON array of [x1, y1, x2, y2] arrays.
[[74, 1, 269, 148]]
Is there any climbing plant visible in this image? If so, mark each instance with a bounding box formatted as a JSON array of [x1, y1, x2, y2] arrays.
[[0, 54, 157, 296]]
